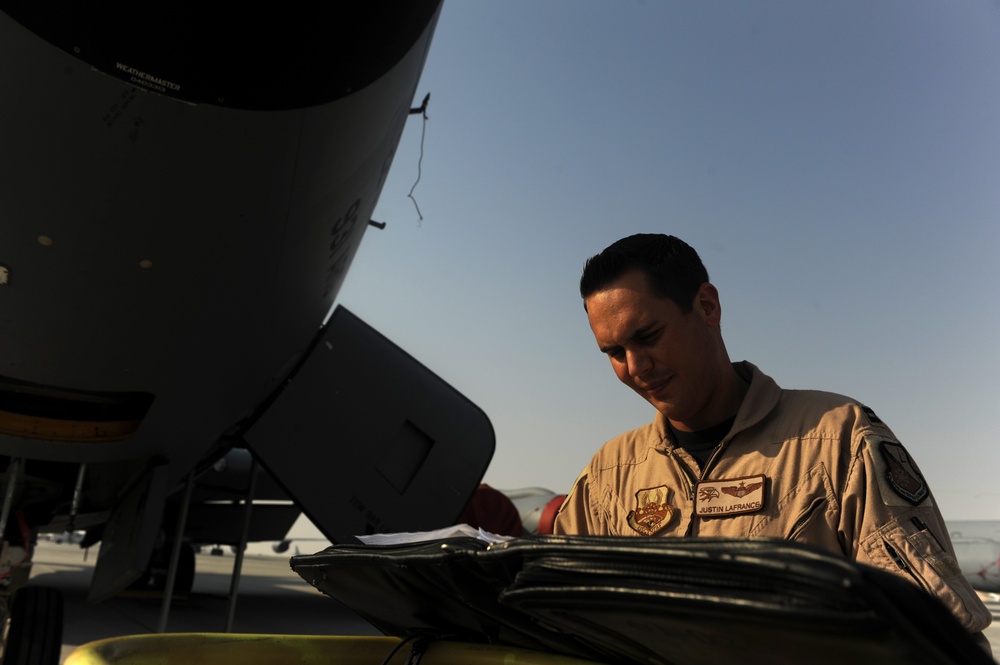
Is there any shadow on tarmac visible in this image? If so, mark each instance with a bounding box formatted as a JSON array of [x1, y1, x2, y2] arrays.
[[26, 540, 379, 663]]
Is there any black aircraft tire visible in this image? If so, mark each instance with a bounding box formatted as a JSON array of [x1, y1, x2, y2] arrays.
[[3, 586, 64, 665]]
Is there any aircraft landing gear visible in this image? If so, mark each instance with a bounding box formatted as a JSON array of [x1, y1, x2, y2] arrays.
[[0, 534, 63, 665], [1, 586, 63, 665], [0, 459, 64, 665]]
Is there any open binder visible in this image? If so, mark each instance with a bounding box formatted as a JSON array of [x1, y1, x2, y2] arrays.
[[291, 535, 991, 665]]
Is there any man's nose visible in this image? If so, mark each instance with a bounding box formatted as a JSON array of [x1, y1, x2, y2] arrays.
[[626, 348, 652, 378]]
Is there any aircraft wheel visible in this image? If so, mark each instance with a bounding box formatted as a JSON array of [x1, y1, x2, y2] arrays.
[[2, 586, 63, 665]]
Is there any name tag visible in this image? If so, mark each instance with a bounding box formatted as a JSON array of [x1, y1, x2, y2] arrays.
[[695, 475, 766, 517]]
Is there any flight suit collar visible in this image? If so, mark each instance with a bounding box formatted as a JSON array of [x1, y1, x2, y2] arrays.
[[729, 361, 781, 439], [652, 361, 781, 455]]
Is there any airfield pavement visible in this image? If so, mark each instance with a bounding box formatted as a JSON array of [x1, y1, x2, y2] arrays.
[[26, 539, 379, 663], [22, 539, 1000, 663]]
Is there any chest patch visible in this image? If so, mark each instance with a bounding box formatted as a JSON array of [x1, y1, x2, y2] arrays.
[[695, 475, 766, 517], [626, 485, 677, 536]]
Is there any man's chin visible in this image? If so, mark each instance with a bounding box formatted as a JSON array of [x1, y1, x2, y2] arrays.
[[647, 397, 679, 419]]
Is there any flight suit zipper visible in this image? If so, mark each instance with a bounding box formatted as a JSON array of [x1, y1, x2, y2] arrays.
[[787, 497, 825, 540], [672, 441, 729, 536], [666, 416, 739, 496], [663, 448, 697, 501], [700, 442, 727, 484]]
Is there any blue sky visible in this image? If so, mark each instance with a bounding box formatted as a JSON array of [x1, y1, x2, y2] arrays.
[[334, 1, 1000, 520]]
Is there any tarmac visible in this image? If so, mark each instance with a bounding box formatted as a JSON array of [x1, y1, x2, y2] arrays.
[[26, 540, 379, 663], [24, 539, 1000, 663]]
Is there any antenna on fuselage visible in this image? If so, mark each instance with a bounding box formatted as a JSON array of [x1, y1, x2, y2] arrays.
[[407, 93, 431, 221]]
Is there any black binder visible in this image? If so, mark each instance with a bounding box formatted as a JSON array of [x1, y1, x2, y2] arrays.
[[291, 536, 991, 665]]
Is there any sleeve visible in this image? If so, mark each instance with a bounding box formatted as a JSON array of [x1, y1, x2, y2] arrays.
[[839, 413, 992, 634], [553, 467, 596, 535]]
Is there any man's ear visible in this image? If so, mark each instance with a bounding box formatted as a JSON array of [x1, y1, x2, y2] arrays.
[[694, 282, 722, 326]]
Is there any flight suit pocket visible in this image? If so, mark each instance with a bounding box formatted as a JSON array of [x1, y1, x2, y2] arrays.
[[748, 463, 836, 546], [906, 527, 962, 579], [859, 509, 987, 632], [862, 511, 961, 589]]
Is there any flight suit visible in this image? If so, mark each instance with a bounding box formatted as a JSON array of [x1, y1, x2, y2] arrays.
[[554, 362, 991, 633]]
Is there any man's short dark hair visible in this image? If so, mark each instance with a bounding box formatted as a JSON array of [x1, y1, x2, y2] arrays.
[[580, 234, 709, 313]]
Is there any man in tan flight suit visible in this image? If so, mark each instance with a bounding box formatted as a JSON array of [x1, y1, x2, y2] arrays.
[[554, 233, 991, 644]]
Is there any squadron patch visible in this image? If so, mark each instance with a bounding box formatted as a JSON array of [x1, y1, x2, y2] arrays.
[[872, 438, 930, 506], [626, 485, 676, 536], [695, 475, 766, 517]]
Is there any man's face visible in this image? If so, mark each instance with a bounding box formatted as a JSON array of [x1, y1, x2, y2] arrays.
[[585, 269, 724, 430]]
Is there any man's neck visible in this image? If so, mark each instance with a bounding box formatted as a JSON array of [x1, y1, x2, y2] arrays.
[[669, 363, 749, 432]]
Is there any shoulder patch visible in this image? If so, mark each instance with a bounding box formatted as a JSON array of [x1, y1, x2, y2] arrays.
[[870, 437, 930, 506]]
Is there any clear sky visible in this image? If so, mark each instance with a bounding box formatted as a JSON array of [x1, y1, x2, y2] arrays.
[[333, 1, 1000, 521]]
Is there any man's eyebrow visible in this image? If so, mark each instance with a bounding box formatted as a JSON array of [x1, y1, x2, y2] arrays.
[[598, 323, 658, 354]]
